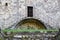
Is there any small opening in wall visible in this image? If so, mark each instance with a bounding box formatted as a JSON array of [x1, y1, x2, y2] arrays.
[[5, 3, 8, 6], [27, 6, 33, 17]]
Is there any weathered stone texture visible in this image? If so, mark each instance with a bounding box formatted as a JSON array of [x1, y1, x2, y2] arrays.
[[0, 0, 60, 29]]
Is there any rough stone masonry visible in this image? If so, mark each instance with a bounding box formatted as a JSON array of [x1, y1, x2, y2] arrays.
[[0, 0, 60, 29]]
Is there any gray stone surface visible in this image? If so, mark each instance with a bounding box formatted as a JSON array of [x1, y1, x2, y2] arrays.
[[0, 0, 60, 29]]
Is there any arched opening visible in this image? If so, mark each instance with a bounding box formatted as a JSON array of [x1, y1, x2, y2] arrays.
[[16, 18, 46, 29]]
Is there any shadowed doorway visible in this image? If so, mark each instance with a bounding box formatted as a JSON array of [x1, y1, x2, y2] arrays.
[[16, 18, 46, 30]]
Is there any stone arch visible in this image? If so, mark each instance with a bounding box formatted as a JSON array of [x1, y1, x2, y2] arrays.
[[16, 18, 46, 29]]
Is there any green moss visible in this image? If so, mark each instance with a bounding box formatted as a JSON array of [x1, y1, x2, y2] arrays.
[[3, 29, 59, 33]]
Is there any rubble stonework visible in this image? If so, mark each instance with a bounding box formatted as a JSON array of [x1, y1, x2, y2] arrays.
[[0, 0, 60, 29]]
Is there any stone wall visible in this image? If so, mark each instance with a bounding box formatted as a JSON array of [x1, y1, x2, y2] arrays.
[[26, 0, 60, 29], [0, 0, 60, 29]]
